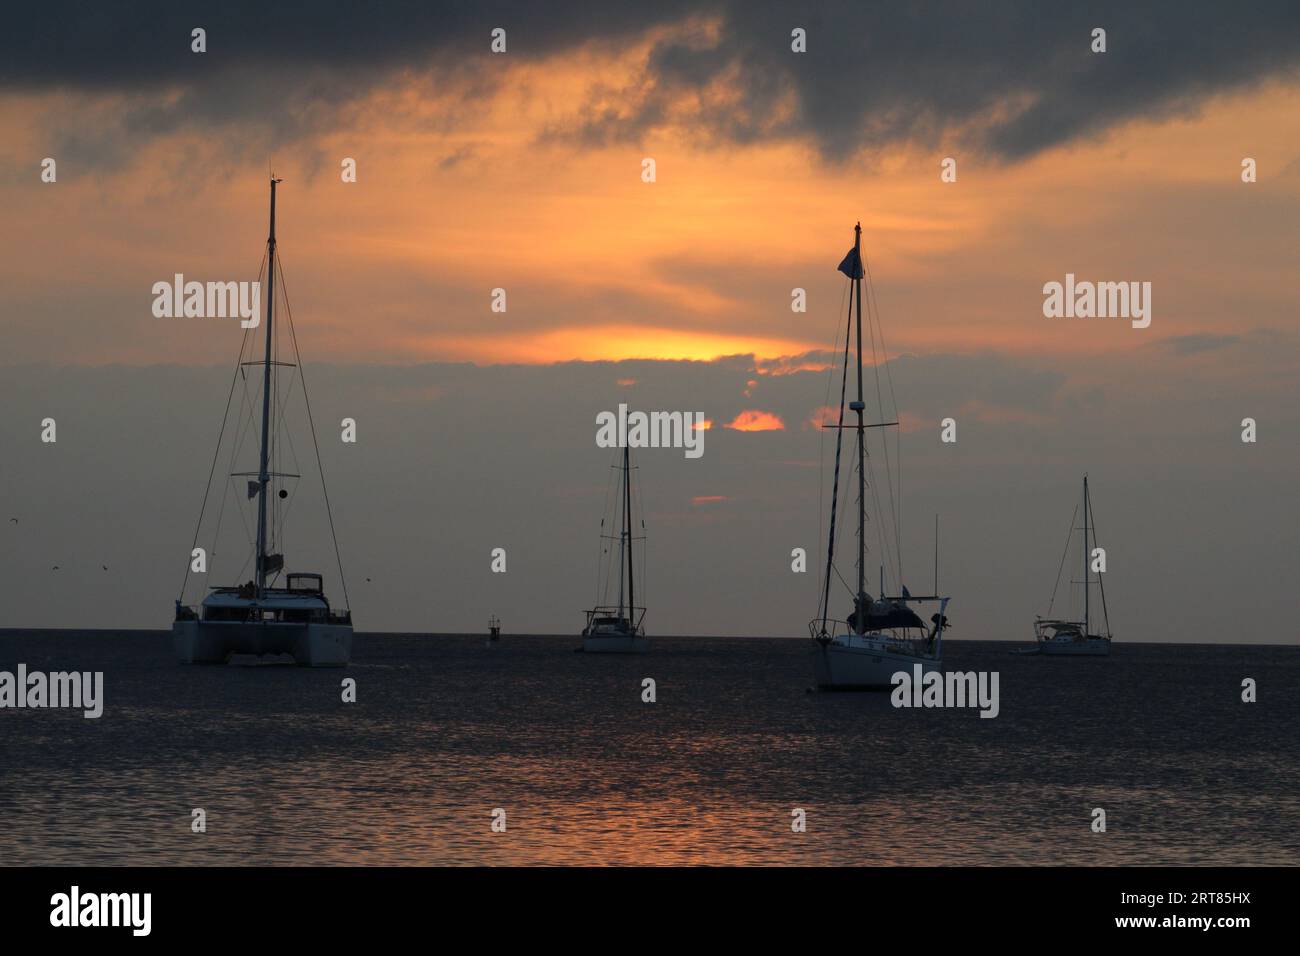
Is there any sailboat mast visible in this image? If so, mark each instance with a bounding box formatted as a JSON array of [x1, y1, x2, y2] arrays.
[[1082, 474, 1090, 637], [615, 455, 625, 616], [255, 177, 279, 596], [624, 444, 634, 626], [853, 223, 867, 630]]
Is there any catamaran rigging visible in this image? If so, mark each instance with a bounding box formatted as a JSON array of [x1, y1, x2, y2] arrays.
[[173, 178, 352, 666]]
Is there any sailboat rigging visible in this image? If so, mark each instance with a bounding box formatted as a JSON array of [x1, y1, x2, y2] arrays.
[[581, 443, 648, 653], [1023, 475, 1112, 656], [809, 223, 950, 689]]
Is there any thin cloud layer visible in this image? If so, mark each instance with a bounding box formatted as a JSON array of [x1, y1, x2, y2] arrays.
[[0, 349, 1293, 638]]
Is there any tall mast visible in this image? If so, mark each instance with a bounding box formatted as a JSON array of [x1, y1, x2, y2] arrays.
[[255, 177, 280, 596], [1082, 474, 1090, 636], [615, 451, 625, 616], [853, 223, 867, 631], [624, 444, 634, 627], [817, 223, 870, 638]]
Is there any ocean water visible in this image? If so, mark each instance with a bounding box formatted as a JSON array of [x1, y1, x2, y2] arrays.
[[0, 631, 1295, 866]]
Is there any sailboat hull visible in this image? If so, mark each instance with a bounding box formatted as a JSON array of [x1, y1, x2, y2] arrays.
[[582, 634, 649, 654], [173, 620, 352, 666], [811, 640, 940, 690]]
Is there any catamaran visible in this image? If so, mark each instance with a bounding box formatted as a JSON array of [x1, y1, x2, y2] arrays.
[[809, 223, 950, 689], [1024, 476, 1112, 656], [581, 444, 648, 653], [172, 178, 353, 666]]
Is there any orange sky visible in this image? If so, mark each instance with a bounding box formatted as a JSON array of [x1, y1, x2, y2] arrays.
[[1, 14, 1297, 644], [2, 39, 1299, 368]]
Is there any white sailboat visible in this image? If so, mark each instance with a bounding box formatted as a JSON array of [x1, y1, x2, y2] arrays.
[[173, 178, 353, 666], [581, 444, 648, 653], [1024, 476, 1112, 656], [809, 223, 950, 689]]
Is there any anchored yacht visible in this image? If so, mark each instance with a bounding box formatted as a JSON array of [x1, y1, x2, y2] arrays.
[[808, 223, 950, 689], [1022, 476, 1112, 656], [581, 444, 648, 653], [172, 178, 353, 666]]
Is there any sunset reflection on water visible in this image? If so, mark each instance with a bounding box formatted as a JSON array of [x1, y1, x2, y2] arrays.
[[1, 633, 1295, 866]]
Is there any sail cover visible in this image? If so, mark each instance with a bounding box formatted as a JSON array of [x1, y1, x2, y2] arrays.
[[837, 246, 864, 279], [848, 596, 925, 631]]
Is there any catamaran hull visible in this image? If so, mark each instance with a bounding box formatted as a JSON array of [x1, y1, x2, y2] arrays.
[[582, 634, 649, 654], [811, 643, 940, 690], [173, 621, 352, 666]]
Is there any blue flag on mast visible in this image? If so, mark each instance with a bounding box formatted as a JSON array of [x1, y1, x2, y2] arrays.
[[837, 246, 864, 279]]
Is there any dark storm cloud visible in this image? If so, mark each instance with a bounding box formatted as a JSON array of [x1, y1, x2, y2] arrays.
[[616, 0, 1300, 159], [0, 1, 696, 88], [3, 1, 699, 168], [5, 1, 1300, 162]]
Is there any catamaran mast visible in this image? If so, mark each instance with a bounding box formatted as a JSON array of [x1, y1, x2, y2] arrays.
[[624, 444, 634, 627], [1082, 474, 1090, 637], [852, 223, 867, 632], [255, 177, 280, 597]]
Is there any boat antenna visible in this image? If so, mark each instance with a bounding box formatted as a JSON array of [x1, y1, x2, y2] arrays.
[[934, 513, 939, 595]]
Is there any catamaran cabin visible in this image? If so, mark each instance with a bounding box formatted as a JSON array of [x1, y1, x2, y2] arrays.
[[178, 573, 351, 625]]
